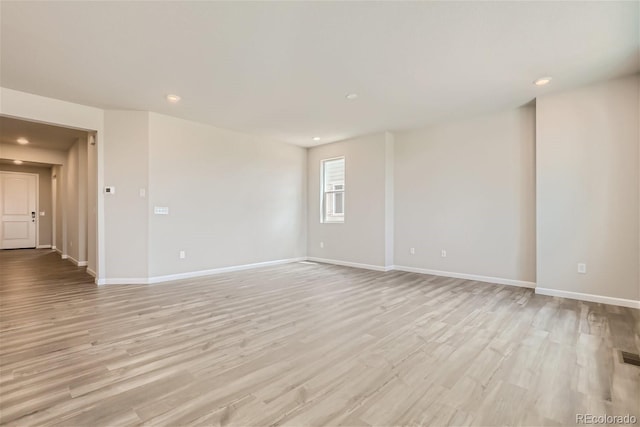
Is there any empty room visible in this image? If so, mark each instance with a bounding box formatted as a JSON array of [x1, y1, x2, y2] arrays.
[[0, 1, 638, 426]]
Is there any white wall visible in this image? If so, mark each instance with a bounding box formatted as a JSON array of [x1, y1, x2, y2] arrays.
[[384, 132, 395, 268], [394, 106, 537, 284], [307, 133, 390, 268], [65, 138, 80, 262], [103, 111, 149, 279], [147, 113, 307, 278], [0, 143, 66, 165], [87, 135, 98, 274], [53, 165, 63, 251], [536, 75, 639, 303]]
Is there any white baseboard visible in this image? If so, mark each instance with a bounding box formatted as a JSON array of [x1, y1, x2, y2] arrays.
[[92, 255, 638, 309], [97, 277, 147, 285], [67, 255, 88, 267], [98, 257, 305, 286], [148, 257, 306, 284], [52, 245, 57, 250], [86, 268, 96, 278], [54, 247, 67, 259], [36, 244, 52, 249], [391, 265, 536, 289], [535, 287, 640, 309], [306, 257, 392, 272]]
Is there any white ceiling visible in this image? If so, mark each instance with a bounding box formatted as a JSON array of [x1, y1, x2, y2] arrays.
[[1, 2, 638, 147], [0, 116, 87, 151]]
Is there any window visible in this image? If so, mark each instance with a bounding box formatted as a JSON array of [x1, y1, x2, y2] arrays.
[[321, 157, 345, 223]]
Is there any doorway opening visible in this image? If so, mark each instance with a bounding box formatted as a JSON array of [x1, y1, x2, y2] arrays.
[[0, 116, 98, 276]]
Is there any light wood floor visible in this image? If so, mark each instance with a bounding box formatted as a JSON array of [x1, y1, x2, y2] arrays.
[[1, 250, 639, 426]]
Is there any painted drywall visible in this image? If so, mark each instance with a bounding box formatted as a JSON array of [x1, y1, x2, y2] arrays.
[[87, 135, 97, 274], [53, 165, 63, 251], [63, 136, 89, 264], [0, 143, 66, 165], [536, 75, 639, 302], [103, 111, 149, 279], [77, 137, 88, 264], [384, 132, 394, 268], [65, 138, 80, 262], [147, 112, 306, 277], [307, 133, 388, 268], [394, 106, 536, 283], [0, 164, 53, 247]]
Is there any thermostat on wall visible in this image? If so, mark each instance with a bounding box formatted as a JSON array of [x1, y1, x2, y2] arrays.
[[104, 186, 116, 194]]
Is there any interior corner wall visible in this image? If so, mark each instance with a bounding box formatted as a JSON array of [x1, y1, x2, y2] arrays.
[[77, 136, 88, 264], [103, 110, 149, 279], [87, 135, 98, 273], [536, 74, 640, 302], [53, 165, 63, 251], [384, 132, 395, 268], [146, 112, 307, 278], [307, 132, 389, 268], [65, 138, 80, 262], [56, 164, 67, 255], [0, 164, 53, 247], [394, 106, 537, 283]]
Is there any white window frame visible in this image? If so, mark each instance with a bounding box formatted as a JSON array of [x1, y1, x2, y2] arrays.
[[320, 156, 345, 224]]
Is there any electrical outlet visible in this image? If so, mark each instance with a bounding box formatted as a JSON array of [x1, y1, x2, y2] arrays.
[[179, 250, 186, 259], [410, 247, 415, 255], [578, 263, 586, 274], [441, 250, 447, 258], [320, 241, 324, 249]]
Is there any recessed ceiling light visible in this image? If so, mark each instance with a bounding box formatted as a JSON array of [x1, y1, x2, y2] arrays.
[[17, 137, 29, 145], [312, 137, 321, 142], [13, 160, 23, 165], [166, 94, 181, 103], [534, 77, 552, 86], [345, 93, 358, 100]]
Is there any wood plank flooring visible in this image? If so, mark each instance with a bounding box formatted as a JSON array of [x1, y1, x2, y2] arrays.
[[1, 249, 639, 426]]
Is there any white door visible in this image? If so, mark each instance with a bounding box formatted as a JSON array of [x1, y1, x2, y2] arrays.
[[0, 172, 37, 249]]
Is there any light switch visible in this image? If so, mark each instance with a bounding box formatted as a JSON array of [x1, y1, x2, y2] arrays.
[[154, 206, 169, 215], [139, 188, 146, 198], [39, 211, 45, 216]]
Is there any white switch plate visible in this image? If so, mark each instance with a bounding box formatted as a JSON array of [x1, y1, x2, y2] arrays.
[[578, 263, 587, 274], [139, 188, 146, 198], [179, 250, 186, 259], [154, 206, 169, 215], [39, 211, 45, 216], [441, 250, 447, 258], [320, 241, 324, 249], [410, 247, 415, 255]]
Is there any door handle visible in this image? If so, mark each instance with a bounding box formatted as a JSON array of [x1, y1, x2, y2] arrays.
[[32, 211, 36, 222]]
